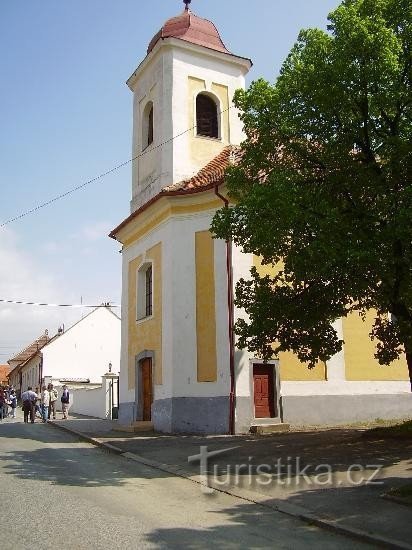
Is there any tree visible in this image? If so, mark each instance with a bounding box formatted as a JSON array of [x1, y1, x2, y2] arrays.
[[211, 0, 412, 388]]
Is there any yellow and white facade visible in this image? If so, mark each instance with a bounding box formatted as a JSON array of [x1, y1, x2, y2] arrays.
[[111, 4, 411, 433]]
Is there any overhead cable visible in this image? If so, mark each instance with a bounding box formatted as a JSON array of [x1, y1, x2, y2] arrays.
[[1, 105, 234, 227]]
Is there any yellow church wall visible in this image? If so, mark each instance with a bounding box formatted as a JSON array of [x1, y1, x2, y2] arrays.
[[253, 255, 327, 381], [343, 311, 408, 381], [211, 82, 230, 142], [127, 243, 163, 390], [195, 231, 217, 382], [188, 76, 229, 168]]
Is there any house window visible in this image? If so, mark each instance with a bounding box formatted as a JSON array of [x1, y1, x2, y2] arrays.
[[145, 265, 153, 317], [137, 263, 153, 320], [142, 101, 154, 150], [196, 93, 219, 139]]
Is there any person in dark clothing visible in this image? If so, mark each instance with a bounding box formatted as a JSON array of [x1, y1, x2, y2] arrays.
[[21, 387, 37, 423]]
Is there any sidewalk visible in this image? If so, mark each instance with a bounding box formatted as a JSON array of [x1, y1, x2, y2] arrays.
[[49, 415, 412, 549]]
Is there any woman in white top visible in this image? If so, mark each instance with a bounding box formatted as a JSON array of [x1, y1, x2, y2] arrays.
[[40, 386, 50, 423]]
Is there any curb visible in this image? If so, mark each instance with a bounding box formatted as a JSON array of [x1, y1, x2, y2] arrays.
[[48, 421, 411, 550]]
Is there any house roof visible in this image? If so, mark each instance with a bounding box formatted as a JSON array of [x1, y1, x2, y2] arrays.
[[147, 8, 230, 56], [110, 145, 240, 239], [0, 365, 10, 383], [8, 331, 51, 366]]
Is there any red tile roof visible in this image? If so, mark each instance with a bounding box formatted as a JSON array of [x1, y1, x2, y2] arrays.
[[148, 8, 230, 55], [0, 365, 10, 384], [164, 145, 240, 192], [8, 331, 51, 366], [110, 145, 240, 239]]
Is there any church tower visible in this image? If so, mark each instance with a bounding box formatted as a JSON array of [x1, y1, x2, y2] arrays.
[[111, 2, 253, 435], [128, 0, 251, 211]]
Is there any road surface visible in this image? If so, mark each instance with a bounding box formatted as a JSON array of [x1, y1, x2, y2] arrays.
[[0, 418, 370, 549]]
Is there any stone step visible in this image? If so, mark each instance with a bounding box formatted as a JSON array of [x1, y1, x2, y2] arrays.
[[113, 421, 154, 433], [250, 423, 290, 435]]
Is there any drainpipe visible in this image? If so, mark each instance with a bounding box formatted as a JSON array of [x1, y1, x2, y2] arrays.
[[214, 184, 236, 435], [39, 355, 43, 387]]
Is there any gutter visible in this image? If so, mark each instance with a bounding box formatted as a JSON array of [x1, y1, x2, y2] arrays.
[[214, 184, 236, 435]]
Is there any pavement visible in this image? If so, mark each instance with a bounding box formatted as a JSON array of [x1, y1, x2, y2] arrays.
[[0, 416, 371, 549], [47, 414, 412, 549]]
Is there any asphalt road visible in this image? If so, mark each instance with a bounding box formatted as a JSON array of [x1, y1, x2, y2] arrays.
[[0, 418, 370, 549]]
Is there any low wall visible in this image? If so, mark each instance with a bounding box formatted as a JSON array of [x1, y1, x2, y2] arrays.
[[53, 384, 109, 419], [68, 385, 109, 419], [282, 393, 412, 425]]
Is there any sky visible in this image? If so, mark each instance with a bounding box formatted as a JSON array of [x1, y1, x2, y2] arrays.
[[0, 0, 340, 361]]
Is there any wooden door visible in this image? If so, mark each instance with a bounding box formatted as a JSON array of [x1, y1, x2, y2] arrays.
[[141, 358, 153, 421], [253, 364, 275, 418]]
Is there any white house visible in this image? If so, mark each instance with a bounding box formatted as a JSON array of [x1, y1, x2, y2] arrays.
[[8, 307, 121, 419], [42, 306, 121, 384]]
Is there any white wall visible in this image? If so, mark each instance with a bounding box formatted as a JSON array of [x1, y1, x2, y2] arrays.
[[42, 307, 121, 384], [20, 354, 42, 392], [67, 385, 107, 419], [120, 201, 235, 409], [53, 376, 118, 419]]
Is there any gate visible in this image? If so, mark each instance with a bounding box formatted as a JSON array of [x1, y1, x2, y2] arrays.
[[108, 375, 120, 420]]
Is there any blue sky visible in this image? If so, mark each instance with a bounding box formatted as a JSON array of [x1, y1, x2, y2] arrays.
[[0, 0, 340, 359]]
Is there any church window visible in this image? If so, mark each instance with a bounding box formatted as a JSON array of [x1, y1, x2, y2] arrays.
[[142, 101, 154, 150], [196, 93, 219, 139], [145, 265, 153, 317], [137, 263, 153, 320]]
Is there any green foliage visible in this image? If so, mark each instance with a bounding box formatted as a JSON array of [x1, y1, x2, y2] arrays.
[[212, 0, 412, 368]]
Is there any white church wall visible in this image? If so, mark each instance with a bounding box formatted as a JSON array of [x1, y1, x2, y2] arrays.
[[130, 50, 174, 211], [119, 248, 132, 412], [168, 211, 230, 398]]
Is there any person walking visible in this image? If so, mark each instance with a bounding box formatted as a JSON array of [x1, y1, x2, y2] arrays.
[[9, 389, 17, 419], [48, 384, 58, 420], [60, 385, 70, 419], [21, 387, 37, 423], [40, 386, 50, 423], [0, 388, 5, 422], [2, 387, 9, 419]]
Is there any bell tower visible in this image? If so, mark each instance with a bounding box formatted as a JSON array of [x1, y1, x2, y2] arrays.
[[127, 1, 252, 212]]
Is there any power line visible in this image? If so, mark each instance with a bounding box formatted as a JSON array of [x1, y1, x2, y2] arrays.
[[0, 106, 234, 228], [0, 299, 119, 308]]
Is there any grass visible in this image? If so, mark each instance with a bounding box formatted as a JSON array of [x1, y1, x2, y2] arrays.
[[362, 419, 412, 439], [384, 484, 412, 506]]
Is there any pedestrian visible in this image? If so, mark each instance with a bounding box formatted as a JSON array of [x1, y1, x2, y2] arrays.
[[60, 385, 70, 419], [0, 388, 5, 422], [21, 387, 37, 423], [34, 387, 42, 418], [48, 384, 58, 420], [40, 386, 50, 423], [9, 389, 17, 419], [3, 387, 9, 419]]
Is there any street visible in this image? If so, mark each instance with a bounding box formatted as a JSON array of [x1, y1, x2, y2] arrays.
[[0, 419, 370, 549]]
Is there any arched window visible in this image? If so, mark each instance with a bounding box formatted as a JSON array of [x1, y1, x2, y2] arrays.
[[196, 93, 219, 139], [145, 265, 153, 317], [136, 263, 153, 320], [142, 101, 154, 150], [147, 106, 153, 146]]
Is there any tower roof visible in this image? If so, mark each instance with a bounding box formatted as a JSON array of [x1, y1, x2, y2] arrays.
[[147, 8, 231, 55]]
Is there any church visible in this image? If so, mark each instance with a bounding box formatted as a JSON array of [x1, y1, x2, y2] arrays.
[[110, 1, 411, 434]]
